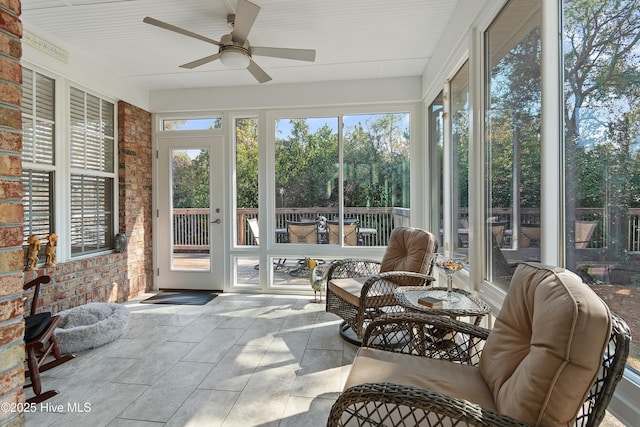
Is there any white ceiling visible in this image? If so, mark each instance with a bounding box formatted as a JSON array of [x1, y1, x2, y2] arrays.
[[21, 0, 460, 91]]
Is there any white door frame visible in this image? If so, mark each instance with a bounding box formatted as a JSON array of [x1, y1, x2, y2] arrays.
[[155, 134, 225, 291]]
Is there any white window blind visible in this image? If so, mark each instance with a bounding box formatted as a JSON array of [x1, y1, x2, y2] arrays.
[[69, 87, 116, 255], [21, 68, 55, 248]]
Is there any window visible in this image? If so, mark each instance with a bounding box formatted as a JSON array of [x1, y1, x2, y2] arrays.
[[485, 0, 541, 287], [428, 92, 444, 241], [451, 62, 470, 257], [162, 118, 222, 131], [274, 113, 410, 248], [275, 117, 339, 244], [563, 0, 640, 371], [235, 117, 259, 246], [343, 113, 410, 246], [21, 68, 55, 260], [69, 87, 116, 255]]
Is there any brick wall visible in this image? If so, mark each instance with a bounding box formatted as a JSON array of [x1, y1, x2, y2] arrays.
[[0, 0, 25, 425], [0, 1, 154, 423], [21, 103, 154, 313], [118, 101, 153, 301]]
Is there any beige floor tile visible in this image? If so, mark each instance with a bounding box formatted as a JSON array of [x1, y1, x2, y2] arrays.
[[198, 344, 269, 391], [119, 361, 214, 422], [164, 389, 240, 427]]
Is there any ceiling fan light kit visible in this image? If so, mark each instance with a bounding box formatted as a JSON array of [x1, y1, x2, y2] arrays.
[[220, 47, 251, 69], [143, 0, 316, 83]]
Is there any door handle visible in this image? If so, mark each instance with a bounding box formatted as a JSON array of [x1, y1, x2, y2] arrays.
[[211, 219, 221, 224]]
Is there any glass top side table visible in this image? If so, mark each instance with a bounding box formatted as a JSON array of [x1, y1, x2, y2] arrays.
[[394, 286, 492, 326]]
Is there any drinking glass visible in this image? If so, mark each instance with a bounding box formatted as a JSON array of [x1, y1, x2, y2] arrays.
[[436, 254, 466, 302]]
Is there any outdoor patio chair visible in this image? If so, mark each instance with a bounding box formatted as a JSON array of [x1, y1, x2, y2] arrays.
[[23, 275, 75, 404], [328, 262, 631, 427], [287, 220, 319, 244], [247, 218, 286, 270], [327, 219, 359, 246], [326, 226, 438, 345], [576, 220, 598, 248]]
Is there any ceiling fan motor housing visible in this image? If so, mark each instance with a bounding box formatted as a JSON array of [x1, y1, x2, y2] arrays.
[[219, 34, 251, 68]]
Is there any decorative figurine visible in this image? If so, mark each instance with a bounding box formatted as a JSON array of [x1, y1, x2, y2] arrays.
[[44, 233, 58, 267], [26, 235, 40, 271]]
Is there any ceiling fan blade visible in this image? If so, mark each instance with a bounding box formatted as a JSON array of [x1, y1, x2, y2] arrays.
[[179, 53, 221, 69], [247, 60, 272, 83], [143, 17, 220, 46], [251, 46, 316, 62], [232, 0, 260, 44]]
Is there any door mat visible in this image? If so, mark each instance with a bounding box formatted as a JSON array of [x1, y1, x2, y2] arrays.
[[141, 291, 219, 305]]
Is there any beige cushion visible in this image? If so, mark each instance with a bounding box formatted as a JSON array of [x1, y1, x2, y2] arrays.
[[379, 227, 436, 275], [479, 263, 611, 426], [345, 347, 496, 410], [328, 277, 395, 308]]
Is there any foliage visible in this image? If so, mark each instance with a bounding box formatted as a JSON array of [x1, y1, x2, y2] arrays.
[[171, 149, 210, 208], [236, 118, 259, 208], [275, 114, 410, 209]]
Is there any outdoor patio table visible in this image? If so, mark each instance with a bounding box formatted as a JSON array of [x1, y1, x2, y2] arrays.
[[394, 286, 491, 326]]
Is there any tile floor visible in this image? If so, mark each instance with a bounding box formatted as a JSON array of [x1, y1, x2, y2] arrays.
[[25, 292, 356, 427], [25, 291, 626, 427]]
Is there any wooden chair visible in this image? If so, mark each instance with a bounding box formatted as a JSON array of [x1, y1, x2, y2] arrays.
[[327, 220, 359, 246], [23, 276, 75, 404], [326, 227, 438, 345], [328, 263, 631, 427]]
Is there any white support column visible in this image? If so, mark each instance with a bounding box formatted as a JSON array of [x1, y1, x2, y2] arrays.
[[540, 0, 563, 265], [442, 80, 453, 256], [469, 26, 484, 290]]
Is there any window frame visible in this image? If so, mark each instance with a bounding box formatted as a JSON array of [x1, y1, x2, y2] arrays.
[[21, 62, 119, 263], [21, 66, 57, 263], [68, 85, 117, 257]]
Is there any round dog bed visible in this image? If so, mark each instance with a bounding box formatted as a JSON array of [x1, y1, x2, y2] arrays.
[[54, 302, 129, 354]]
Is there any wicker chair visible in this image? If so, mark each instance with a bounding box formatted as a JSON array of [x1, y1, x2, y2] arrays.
[[328, 262, 631, 427], [326, 227, 438, 345]]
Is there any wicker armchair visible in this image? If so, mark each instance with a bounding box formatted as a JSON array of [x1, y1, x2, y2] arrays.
[[328, 263, 631, 427], [326, 227, 438, 345]]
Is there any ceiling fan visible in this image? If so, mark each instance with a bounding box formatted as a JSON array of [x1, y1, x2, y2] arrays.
[[143, 0, 316, 83]]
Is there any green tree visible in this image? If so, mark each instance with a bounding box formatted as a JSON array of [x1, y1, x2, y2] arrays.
[[236, 118, 259, 208], [563, 0, 640, 266]]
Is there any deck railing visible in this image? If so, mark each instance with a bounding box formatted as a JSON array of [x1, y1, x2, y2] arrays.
[[173, 207, 640, 252]]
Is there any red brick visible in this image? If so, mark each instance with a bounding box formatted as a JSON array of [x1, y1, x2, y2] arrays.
[[0, 31, 20, 60], [0, 203, 23, 224], [0, 131, 22, 153], [0, 388, 25, 424], [0, 226, 22, 248], [0, 57, 21, 84], [0, 105, 20, 129], [0, 320, 23, 347], [0, 8, 22, 38], [0, 249, 22, 274], [0, 275, 23, 298], [0, 365, 24, 396], [0, 0, 21, 14], [0, 155, 21, 176], [0, 180, 22, 199], [0, 298, 22, 323], [0, 81, 20, 105]]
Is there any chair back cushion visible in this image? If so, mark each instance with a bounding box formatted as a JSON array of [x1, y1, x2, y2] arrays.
[[479, 262, 612, 427], [379, 227, 437, 275]]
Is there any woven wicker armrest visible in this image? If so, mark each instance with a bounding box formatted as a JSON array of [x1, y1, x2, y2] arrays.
[[327, 258, 382, 279], [358, 272, 436, 309], [362, 312, 490, 363], [327, 382, 529, 427]]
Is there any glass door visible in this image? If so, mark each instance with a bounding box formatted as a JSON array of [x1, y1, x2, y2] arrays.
[[157, 136, 224, 290]]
